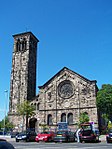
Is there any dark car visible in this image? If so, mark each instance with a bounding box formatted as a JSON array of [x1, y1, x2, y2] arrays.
[[0, 140, 15, 149], [106, 129, 112, 143], [54, 130, 75, 142], [79, 123, 100, 143], [10, 132, 19, 138], [15, 131, 37, 142], [0, 138, 6, 141]]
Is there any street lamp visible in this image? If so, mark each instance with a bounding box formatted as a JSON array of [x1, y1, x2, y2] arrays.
[[3, 90, 8, 135]]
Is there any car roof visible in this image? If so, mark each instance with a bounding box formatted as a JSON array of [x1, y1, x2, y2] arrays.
[[0, 141, 15, 149], [80, 123, 91, 126]]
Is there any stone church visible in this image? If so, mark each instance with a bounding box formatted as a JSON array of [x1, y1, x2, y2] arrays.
[[8, 32, 98, 132]]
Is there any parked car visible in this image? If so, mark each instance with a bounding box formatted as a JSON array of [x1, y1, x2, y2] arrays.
[[0, 138, 6, 141], [35, 131, 55, 142], [16, 131, 37, 142], [54, 130, 75, 142], [10, 132, 19, 138], [79, 123, 100, 143], [106, 129, 112, 143], [0, 140, 15, 149]]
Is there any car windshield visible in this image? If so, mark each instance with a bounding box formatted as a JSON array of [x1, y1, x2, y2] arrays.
[[57, 131, 67, 134], [40, 132, 51, 134], [109, 130, 112, 133], [19, 131, 29, 135], [81, 125, 92, 131], [94, 129, 99, 133]]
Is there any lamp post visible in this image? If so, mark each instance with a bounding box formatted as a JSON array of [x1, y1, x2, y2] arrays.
[[4, 90, 8, 135]]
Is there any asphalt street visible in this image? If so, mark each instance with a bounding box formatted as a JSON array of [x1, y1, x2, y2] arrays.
[[10, 141, 112, 149]]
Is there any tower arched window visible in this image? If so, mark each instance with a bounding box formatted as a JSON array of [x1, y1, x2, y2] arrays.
[[22, 38, 27, 51], [37, 103, 40, 110], [47, 114, 52, 125], [34, 103, 36, 110], [61, 113, 66, 122], [16, 39, 20, 52], [67, 113, 73, 125]]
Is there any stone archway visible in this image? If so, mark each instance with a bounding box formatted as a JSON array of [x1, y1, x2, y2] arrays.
[[29, 118, 37, 131]]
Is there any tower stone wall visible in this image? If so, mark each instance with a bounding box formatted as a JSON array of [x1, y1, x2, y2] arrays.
[[8, 32, 39, 130]]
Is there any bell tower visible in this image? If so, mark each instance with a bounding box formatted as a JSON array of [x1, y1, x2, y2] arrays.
[[8, 32, 39, 127]]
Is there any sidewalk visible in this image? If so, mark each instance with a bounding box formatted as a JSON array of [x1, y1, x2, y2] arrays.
[[0, 135, 15, 142]]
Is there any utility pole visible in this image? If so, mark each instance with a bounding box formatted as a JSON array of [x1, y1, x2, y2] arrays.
[[4, 90, 8, 135]]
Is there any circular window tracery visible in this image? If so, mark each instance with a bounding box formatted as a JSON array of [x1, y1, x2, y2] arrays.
[[58, 80, 74, 99]]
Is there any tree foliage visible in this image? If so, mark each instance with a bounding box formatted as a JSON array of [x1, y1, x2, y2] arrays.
[[79, 112, 89, 125], [96, 84, 112, 119], [40, 124, 49, 132], [0, 116, 14, 131], [107, 121, 112, 130], [102, 113, 109, 124], [17, 100, 35, 117], [17, 100, 35, 129]]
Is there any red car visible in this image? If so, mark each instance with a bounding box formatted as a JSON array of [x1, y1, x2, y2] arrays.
[[35, 131, 55, 142]]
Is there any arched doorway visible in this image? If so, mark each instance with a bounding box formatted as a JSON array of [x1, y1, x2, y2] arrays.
[[29, 118, 37, 131]]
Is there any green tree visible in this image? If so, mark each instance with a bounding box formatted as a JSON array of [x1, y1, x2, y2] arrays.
[[0, 119, 4, 130], [102, 113, 109, 125], [5, 116, 14, 131], [79, 112, 89, 125], [17, 100, 35, 130], [96, 84, 112, 119], [40, 124, 49, 132], [107, 121, 112, 130], [0, 116, 14, 131]]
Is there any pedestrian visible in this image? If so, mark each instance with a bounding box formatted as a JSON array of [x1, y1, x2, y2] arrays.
[[76, 128, 81, 143]]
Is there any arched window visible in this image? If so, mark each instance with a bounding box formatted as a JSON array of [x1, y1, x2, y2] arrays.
[[22, 38, 27, 50], [37, 103, 40, 110], [67, 113, 73, 125], [61, 113, 66, 122], [31, 103, 33, 106], [84, 112, 88, 115], [16, 39, 20, 52], [34, 103, 36, 110], [47, 114, 52, 125]]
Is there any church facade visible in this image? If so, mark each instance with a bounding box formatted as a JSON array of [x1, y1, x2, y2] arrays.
[[8, 32, 98, 132]]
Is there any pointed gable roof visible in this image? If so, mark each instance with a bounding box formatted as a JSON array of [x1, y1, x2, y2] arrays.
[[38, 67, 97, 89]]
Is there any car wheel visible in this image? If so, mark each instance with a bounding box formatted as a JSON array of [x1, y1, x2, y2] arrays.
[[95, 136, 99, 143], [26, 138, 30, 142], [16, 139, 19, 142], [67, 138, 70, 142], [48, 138, 52, 142], [97, 139, 100, 143]]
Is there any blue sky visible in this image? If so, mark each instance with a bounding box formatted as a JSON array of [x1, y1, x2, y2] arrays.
[[0, 0, 112, 121]]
